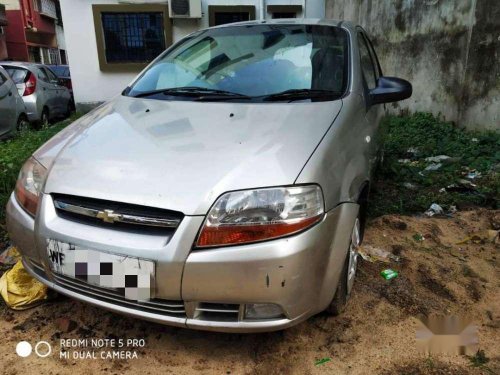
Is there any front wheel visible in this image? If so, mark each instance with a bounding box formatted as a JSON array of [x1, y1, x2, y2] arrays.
[[326, 216, 361, 316]]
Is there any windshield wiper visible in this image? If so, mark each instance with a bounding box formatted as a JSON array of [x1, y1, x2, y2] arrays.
[[262, 89, 342, 102], [132, 86, 251, 100]]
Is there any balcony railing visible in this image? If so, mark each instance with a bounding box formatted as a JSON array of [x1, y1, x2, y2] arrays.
[[0, 4, 8, 26], [39, 0, 57, 19]]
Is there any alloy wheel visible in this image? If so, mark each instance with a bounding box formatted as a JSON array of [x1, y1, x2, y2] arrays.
[[346, 217, 361, 295]]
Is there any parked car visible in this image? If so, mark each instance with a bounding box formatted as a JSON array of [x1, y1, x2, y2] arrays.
[[0, 62, 72, 126], [46, 64, 73, 102], [0, 65, 29, 138], [7, 20, 411, 332]]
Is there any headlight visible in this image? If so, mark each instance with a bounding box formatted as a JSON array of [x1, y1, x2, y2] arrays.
[[196, 185, 324, 248], [15, 157, 47, 217]]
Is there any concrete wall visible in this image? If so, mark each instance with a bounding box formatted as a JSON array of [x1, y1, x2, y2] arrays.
[[326, 0, 499, 131], [60, 0, 325, 111]]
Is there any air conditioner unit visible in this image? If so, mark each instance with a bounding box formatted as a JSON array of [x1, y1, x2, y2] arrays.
[[169, 0, 202, 18]]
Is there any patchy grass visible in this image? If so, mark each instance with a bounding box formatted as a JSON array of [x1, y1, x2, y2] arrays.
[[369, 112, 500, 217], [0, 113, 82, 222], [468, 350, 490, 368]]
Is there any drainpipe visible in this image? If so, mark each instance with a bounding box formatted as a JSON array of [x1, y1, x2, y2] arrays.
[[260, 0, 265, 20]]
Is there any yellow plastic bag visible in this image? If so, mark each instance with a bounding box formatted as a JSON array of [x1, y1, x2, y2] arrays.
[[0, 260, 47, 310]]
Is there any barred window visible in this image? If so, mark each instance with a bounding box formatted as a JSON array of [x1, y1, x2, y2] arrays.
[[102, 12, 165, 64], [92, 4, 171, 72]]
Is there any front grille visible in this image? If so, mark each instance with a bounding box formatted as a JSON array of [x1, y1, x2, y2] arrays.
[[26, 258, 186, 317], [52, 194, 183, 234]]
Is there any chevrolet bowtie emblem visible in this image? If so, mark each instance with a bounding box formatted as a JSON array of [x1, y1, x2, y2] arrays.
[[96, 209, 122, 223]]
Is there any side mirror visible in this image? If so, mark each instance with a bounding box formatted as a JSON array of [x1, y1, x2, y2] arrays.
[[369, 76, 412, 105]]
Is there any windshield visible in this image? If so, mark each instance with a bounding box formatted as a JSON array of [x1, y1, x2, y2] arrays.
[[127, 24, 348, 101]]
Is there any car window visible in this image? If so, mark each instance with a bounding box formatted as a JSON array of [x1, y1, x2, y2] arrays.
[[37, 67, 50, 82], [45, 68, 58, 82], [357, 33, 377, 90], [0, 72, 6, 86], [128, 24, 349, 99], [2, 66, 28, 84], [48, 65, 69, 77]]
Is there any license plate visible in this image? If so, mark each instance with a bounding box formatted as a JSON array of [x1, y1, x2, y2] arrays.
[[46, 239, 154, 301]]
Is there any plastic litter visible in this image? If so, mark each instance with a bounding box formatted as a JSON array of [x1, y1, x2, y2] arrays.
[[380, 269, 399, 280], [424, 155, 451, 163], [315, 358, 332, 366], [471, 138, 479, 142], [0, 260, 48, 310], [425, 163, 442, 171], [413, 233, 425, 242], [466, 171, 481, 179], [407, 147, 419, 156], [425, 203, 445, 217], [358, 245, 400, 263], [0, 246, 20, 265]]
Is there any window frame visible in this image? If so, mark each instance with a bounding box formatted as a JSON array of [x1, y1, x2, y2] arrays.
[[208, 5, 256, 27], [44, 67, 58, 83], [267, 5, 302, 19], [357, 31, 378, 91], [92, 4, 172, 72], [0, 71, 6, 87]]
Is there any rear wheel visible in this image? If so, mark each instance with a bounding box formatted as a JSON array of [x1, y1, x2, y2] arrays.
[[65, 100, 74, 117], [40, 107, 50, 127], [326, 216, 361, 316], [16, 114, 30, 132]]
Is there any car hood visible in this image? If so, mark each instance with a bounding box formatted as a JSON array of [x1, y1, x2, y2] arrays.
[[39, 96, 342, 215]]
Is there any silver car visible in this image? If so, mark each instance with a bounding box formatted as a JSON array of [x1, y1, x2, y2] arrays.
[[0, 65, 29, 138], [0, 62, 72, 126], [6, 20, 411, 332]]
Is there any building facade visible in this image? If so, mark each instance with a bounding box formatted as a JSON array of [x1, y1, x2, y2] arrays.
[[0, 0, 66, 64], [0, 4, 8, 60], [60, 0, 325, 111]]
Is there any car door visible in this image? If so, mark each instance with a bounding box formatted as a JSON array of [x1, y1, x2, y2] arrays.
[[44, 67, 67, 114], [36, 67, 58, 117], [357, 29, 384, 175], [0, 70, 17, 136]]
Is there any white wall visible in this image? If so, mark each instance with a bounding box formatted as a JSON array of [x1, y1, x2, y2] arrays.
[[55, 24, 66, 50], [60, 0, 325, 107]]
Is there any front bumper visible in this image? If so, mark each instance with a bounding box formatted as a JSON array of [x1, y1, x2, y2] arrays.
[[7, 193, 358, 332]]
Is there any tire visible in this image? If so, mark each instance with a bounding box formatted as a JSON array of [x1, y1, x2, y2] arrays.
[[326, 215, 361, 316], [65, 100, 74, 117], [40, 108, 50, 128], [16, 114, 30, 132]]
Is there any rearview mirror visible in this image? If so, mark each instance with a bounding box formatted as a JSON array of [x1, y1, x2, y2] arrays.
[[369, 76, 412, 105]]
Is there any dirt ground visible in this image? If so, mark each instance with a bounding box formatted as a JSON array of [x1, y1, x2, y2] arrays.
[[0, 209, 498, 375]]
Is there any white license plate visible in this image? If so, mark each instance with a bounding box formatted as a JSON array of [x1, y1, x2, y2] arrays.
[[46, 239, 154, 301]]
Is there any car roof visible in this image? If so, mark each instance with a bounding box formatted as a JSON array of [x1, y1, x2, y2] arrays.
[[210, 18, 357, 32], [0, 61, 45, 70]]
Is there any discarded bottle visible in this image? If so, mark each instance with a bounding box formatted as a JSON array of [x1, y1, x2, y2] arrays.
[[381, 269, 399, 280]]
